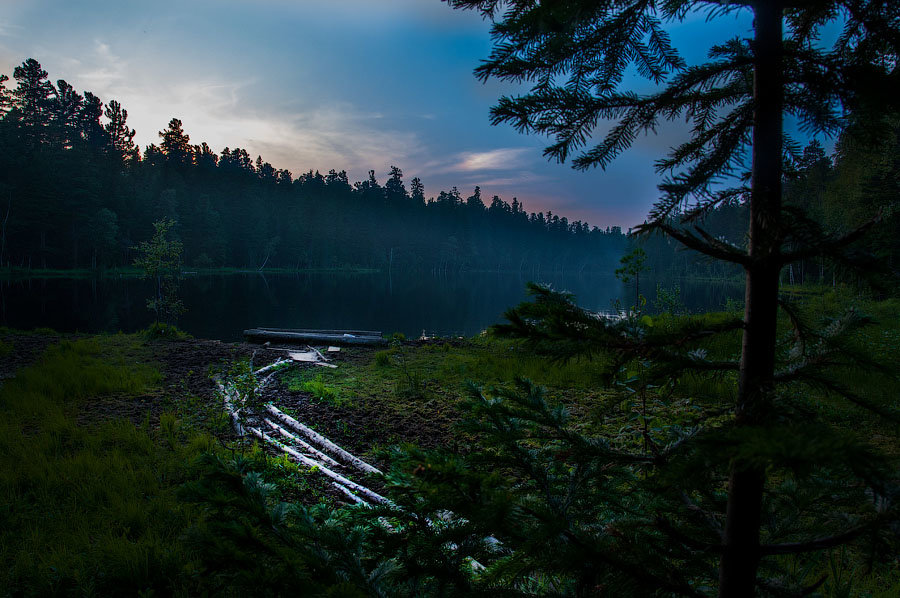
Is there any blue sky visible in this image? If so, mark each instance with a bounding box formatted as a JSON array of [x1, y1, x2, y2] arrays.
[[0, 0, 764, 228]]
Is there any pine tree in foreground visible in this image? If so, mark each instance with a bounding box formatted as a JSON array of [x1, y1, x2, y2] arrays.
[[430, 0, 900, 595]]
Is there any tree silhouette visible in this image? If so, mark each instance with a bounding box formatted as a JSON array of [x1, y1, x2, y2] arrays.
[[159, 117, 192, 166], [12, 58, 54, 145], [104, 99, 137, 161]]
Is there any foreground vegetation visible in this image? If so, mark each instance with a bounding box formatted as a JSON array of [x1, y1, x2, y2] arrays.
[[1, 288, 897, 595]]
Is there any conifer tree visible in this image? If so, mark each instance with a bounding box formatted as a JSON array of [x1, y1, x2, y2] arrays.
[[0, 74, 13, 116], [159, 117, 192, 166], [78, 91, 106, 149], [385, 165, 408, 203], [133, 218, 185, 324], [49, 79, 82, 149], [410, 176, 425, 204], [103, 99, 137, 161], [441, 0, 900, 595], [12, 58, 54, 146]]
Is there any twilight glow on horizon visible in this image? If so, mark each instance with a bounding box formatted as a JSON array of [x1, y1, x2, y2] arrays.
[[0, 0, 759, 228]]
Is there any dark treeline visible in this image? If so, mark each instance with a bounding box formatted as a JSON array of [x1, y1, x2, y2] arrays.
[[0, 58, 626, 273], [633, 121, 900, 282]]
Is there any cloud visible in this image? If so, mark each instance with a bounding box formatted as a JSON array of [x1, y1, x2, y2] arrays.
[[27, 39, 426, 179], [455, 147, 531, 171], [415, 147, 533, 178], [71, 40, 127, 89], [243, 104, 426, 177], [0, 21, 23, 37], [469, 172, 548, 187]]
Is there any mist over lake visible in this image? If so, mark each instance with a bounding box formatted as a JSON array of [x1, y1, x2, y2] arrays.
[[0, 272, 743, 340]]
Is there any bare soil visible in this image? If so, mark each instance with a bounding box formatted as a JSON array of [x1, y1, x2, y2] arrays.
[[1, 332, 455, 488]]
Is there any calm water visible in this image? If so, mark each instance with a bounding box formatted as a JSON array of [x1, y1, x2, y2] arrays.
[[0, 272, 743, 341]]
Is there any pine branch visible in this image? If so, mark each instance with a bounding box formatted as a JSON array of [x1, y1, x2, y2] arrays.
[[555, 526, 708, 598], [635, 222, 751, 265], [680, 491, 724, 535], [796, 373, 900, 422], [655, 517, 723, 553], [759, 522, 874, 555], [781, 208, 884, 263]]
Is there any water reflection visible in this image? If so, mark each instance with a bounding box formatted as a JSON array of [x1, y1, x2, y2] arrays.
[[0, 272, 743, 341]]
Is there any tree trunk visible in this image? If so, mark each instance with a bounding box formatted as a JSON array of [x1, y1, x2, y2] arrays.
[[718, 2, 783, 596], [0, 194, 9, 269]]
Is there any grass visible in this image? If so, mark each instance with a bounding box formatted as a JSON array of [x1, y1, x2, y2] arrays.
[[0, 333, 330, 595], [0, 325, 59, 336], [141, 321, 191, 340], [281, 334, 621, 450], [0, 337, 203, 595], [0, 290, 895, 595]]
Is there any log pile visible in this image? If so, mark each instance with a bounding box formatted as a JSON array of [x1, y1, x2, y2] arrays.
[[217, 356, 497, 569], [217, 357, 389, 506]]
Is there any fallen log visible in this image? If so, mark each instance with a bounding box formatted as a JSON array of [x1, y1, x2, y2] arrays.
[[262, 417, 341, 468], [218, 359, 492, 569], [254, 358, 291, 376], [244, 425, 389, 505], [266, 404, 382, 475], [244, 328, 386, 347], [256, 327, 383, 336]]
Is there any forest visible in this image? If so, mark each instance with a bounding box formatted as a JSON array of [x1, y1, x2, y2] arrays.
[[0, 58, 627, 275], [1, 58, 896, 284], [2, 0, 900, 597]]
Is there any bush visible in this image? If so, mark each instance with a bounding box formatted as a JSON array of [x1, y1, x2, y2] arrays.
[[374, 349, 393, 367], [142, 322, 189, 340]]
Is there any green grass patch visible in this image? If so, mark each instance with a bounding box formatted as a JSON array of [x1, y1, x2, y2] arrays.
[[284, 369, 351, 407], [0, 337, 208, 595], [141, 321, 191, 340]]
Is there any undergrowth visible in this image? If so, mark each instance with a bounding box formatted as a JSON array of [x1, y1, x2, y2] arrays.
[[284, 369, 350, 407], [0, 338, 205, 595], [142, 321, 191, 340], [0, 335, 334, 595]]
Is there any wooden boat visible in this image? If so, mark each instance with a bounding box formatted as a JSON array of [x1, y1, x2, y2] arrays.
[[243, 327, 386, 346]]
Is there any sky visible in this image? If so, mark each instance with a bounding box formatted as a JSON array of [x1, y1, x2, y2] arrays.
[[0, 0, 762, 228]]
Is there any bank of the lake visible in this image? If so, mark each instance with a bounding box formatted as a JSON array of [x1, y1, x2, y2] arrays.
[[2, 292, 897, 596]]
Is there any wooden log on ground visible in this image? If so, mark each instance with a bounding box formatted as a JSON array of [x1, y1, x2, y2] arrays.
[[266, 404, 383, 475], [256, 327, 383, 337], [245, 425, 389, 505], [262, 417, 341, 468], [244, 328, 386, 346]]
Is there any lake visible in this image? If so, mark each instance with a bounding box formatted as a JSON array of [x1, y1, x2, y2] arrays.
[[0, 272, 743, 341]]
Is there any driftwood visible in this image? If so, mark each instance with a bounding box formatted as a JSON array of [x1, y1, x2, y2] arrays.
[[217, 358, 493, 569], [244, 425, 389, 505], [262, 417, 341, 468], [285, 350, 338, 368], [307, 345, 329, 362], [244, 328, 386, 347], [266, 404, 382, 475]]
